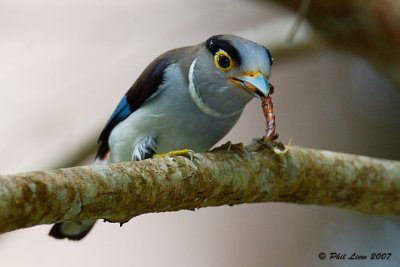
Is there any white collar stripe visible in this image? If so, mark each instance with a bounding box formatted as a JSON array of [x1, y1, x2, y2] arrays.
[[188, 58, 243, 118]]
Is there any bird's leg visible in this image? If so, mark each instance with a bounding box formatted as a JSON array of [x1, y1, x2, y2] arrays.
[[152, 149, 196, 160]]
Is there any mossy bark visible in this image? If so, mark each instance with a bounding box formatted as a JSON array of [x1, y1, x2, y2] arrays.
[[0, 139, 399, 235]]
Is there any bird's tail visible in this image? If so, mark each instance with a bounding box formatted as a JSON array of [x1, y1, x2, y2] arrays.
[[49, 220, 96, 241], [49, 157, 108, 240]]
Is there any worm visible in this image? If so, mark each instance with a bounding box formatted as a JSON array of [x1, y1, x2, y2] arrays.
[[261, 83, 278, 141]]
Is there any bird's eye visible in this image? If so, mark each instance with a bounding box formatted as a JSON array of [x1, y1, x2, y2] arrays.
[[214, 50, 234, 71]]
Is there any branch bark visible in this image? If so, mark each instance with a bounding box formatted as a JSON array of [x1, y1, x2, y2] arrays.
[[0, 139, 399, 235]]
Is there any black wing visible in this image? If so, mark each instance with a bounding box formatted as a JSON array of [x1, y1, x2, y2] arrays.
[[96, 53, 178, 160]]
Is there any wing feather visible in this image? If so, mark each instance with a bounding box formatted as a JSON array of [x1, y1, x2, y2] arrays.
[[95, 53, 178, 159]]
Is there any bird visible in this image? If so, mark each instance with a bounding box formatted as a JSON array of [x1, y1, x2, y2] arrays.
[[49, 34, 273, 240]]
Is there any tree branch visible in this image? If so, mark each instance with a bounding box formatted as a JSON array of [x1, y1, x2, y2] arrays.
[[271, 0, 400, 88], [0, 139, 399, 235]]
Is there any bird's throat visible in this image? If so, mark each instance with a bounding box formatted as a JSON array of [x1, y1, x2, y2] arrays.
[[188, 58, 243, 118]]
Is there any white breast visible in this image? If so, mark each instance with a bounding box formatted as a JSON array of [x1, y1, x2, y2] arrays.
[[108, 63, 241, 163]]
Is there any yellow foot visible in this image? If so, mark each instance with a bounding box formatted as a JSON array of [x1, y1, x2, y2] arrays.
[[152, 149, 195, 160]]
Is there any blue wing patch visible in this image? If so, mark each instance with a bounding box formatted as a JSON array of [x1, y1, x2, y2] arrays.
[[95, 95, 132, 159], [105, 95, 131, 129], [95, 51, 179, 160]]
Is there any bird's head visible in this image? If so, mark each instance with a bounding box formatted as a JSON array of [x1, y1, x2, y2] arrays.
[[190, 34, 273, 115]]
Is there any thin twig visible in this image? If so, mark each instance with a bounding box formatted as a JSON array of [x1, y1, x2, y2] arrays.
[[287, 0, 311, 42]]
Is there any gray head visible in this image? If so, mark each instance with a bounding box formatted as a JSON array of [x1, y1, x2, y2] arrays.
[[191, 34, 273, 115]]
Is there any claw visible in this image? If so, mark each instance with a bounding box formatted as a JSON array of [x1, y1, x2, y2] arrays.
[[187, 150, 200, 161], [271, 138, 292, 154], [153, 149, 198, 161]]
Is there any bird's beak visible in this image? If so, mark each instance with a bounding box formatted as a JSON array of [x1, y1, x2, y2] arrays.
[[229, 72, 270, 100]]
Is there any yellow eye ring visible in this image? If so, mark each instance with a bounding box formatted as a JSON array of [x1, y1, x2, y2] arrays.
[[214, 50, 234, 71]]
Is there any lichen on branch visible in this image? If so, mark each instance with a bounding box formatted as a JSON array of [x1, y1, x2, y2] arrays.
[[0, 139, 399, 235]]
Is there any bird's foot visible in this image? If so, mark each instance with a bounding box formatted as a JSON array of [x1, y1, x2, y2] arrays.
[[211, 141, 245, 153], [153, 149, 196, 160]]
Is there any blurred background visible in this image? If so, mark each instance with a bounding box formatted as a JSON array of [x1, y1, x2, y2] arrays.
[[0, 0, 399, 266]]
